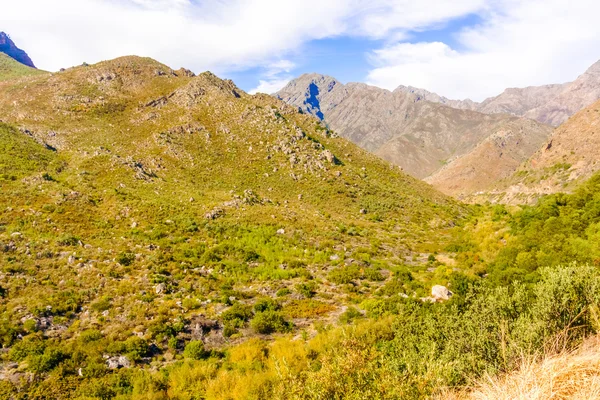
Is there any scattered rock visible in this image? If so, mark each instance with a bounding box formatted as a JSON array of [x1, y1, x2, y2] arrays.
[[155, 283, 166, 294], [276, 229, 285, 235], [205, 208, 224, 220], [322, 150, 337, 164]]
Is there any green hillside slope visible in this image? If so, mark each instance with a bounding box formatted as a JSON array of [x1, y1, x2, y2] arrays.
[[0, 52, 44, 81], [0, 56, 469, 398]]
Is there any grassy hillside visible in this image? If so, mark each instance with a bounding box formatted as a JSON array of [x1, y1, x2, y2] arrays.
[[0, 52, 44, 81], [1, 55, 599, 399], [0, 57, 471, 398]]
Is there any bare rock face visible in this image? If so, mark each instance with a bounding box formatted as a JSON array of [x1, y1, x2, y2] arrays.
[[425, 119, 552, 198], [524, 61, 600, 126], [0, 32, 36, 68]]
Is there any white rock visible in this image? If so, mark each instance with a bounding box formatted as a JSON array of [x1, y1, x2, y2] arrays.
[[431, 285, 453, 301], [276, 228, 285, 235]]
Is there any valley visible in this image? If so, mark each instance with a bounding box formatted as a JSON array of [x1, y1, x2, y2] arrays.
[[1, 26, 600, 400]]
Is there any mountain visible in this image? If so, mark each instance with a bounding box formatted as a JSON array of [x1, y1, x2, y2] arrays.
[[473, 98, 600, 204], [394, 85, 478, 111], [0, 52, 44, 81], [524, 61, 600, 126], [276, 73, 552, 180], [477, 84, 566, 117], [393, 60, 600, 127], [0, 56, 470, 397], [0, 31, 35, 68], [424, 119, 551, 198]]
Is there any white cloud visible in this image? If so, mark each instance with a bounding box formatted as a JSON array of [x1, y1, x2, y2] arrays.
[[4, 0, 597, 101], [249, 78, 292, 94], [366, 0, 600, 101], [249, 59, 296, 94], [0, 0, 486, 75]]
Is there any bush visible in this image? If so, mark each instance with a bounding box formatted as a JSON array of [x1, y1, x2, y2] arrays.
[[250, 311, 292, 334], [28, 348, 65, 373], [328, 265, 361, 284], [339, 307, 363, 324], [9, 337, 45, 361], [57, 234, 80, 246], [253, 298, 280, 313], [295, 282, 317, 298], [124, 337, 149, 361], [91, 296, 112, 312], [222, 303, 253, 325], [116, 251, 135, 266], [183, 340, 207, 360]]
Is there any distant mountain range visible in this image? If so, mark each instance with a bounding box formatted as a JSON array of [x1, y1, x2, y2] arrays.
[[407, 60, 600, 127], [0, 31, 35, 68], [277, 59, 600, 199], [470, 98, 600, 204], [276, 74, 552, 184]]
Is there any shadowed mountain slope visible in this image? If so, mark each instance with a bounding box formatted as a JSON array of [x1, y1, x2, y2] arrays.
[[0, 31, 36, 68]]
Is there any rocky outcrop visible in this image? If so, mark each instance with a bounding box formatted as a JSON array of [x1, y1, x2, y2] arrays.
[[431, 285, 453, 301], [0, 32, 35, 68]]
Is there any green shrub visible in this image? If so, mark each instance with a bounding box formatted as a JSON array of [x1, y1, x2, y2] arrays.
[[91, 296, 112, 312], [339, 307, 363, 324], [250, 311, 292, 334], [253, 298, 280, 312], [328, 265, 361, 284], [28, 348, 65, 373], [276, 288, 291, 297], [57, 234, 80, 246], [295, 282, 317, 298], [116, 251, 135, 266], [183, 340, 207, 360], [124, 337, 149, 361]]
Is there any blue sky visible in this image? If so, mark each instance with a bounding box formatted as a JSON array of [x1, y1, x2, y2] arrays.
[[229, 12, 487, 94], [2, 0, 600, 101]]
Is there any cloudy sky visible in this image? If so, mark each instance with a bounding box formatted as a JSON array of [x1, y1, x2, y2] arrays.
[[2, 0, 599, 101]]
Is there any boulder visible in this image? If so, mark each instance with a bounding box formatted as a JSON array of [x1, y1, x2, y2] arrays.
[[431, 285, 453, 301]]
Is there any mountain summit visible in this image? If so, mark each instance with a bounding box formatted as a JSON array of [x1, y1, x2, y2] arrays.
[[0, 31, 36, 68]]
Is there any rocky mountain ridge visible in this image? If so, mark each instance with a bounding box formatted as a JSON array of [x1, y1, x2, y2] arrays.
[[276, 73, 552, 181], [394, 60, 600, 127]]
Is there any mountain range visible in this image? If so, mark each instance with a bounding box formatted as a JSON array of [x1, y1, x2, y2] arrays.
[[276, 74, 553, 185], [394, 60, 600, 127], [277, 60, 600, 199]]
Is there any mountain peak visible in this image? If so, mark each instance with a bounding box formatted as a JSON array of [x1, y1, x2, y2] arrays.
[[582, 59, 600, 76], [276, 73, 342, 120], [0, 32, 36, 68]]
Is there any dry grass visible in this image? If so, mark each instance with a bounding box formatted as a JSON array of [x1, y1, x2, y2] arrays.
[[439, 336, 600, 400]]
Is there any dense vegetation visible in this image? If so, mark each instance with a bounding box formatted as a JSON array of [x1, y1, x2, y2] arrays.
[[1, 56, 599, 399]]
